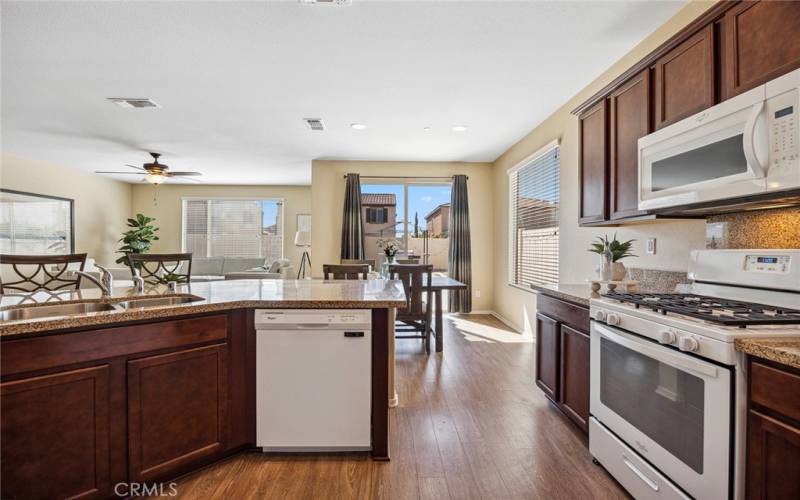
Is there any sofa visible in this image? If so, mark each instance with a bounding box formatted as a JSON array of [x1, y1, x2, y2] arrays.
[[189, 257, 293, 282]]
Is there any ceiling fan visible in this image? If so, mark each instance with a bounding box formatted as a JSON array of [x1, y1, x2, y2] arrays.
[[95, 152, 202, 184]]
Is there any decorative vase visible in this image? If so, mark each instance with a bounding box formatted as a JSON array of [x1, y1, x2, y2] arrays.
[[611, 261, 627, 281], [599, 252, 613, 281], [381, 254, 396, 278]]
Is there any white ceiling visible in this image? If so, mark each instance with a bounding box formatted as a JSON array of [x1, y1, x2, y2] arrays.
[[1, 1, 686, 185]]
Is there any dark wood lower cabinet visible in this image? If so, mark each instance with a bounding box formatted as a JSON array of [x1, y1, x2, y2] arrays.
[[128, 343, 228, 483], [1, 365, 112, 499], [559, 325, 590, 433], [747, 358, 800, 500], [534, 295, 591, 434], [535, 313, 559, 401]]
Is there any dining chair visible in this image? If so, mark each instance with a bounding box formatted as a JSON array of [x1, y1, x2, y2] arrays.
[[322, 264, 370, 280], [396, 258, 420, 264], [341, 259, 376, 271], [388, 263, 433, 353], [0, 253, 88, 293], [127, 253, 192, 285]]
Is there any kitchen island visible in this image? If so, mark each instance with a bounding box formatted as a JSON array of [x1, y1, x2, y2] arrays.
[[0, 279, 405, 500]]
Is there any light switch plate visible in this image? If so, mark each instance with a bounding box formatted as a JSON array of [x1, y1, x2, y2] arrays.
[[646, 238, 656, 255]]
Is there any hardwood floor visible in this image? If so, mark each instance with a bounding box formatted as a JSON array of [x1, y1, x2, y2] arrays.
[[160, 314, 629, 499]]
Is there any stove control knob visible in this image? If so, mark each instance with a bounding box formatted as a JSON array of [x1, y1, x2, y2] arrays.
[[606, 313, 621, 326], [659, 330, 677, 345], [677, 336, 699, 352], [594, 310, 607, 321]]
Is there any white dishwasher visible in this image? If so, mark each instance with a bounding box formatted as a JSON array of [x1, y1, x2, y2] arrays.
[[255, 309, 372, 451]]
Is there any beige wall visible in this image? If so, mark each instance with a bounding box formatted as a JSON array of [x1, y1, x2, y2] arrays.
[[491, 1, 715, 333], [311, 160, 494, 312], [131, 184, 312, 269], [0, 154, 133, 266]]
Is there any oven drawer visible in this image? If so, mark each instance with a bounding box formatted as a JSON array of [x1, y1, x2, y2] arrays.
[[590, 418, 690, 500]]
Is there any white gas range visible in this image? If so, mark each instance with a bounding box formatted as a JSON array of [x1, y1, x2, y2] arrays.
[[588, 249, 800, 500]]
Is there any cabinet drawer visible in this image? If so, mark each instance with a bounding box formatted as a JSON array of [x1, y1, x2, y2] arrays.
[[750, 361, 800, 422], [537, 294, 590, 332]]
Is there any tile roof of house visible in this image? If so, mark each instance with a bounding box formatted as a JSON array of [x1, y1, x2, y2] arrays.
[[424, 203, 450, 221], [361, 193, 396, 206]]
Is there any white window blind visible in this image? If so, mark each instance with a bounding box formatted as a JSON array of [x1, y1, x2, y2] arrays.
[[182, 198, 283, 260], [508, 143, 560, 287], [0, 192, 73, 254]]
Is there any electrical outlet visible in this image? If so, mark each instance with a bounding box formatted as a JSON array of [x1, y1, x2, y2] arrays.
[[475, 290, 481, 298], [646, 238, 657, 255]]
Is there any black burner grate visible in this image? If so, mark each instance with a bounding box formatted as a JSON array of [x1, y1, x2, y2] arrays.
[[602, 292, 800, 327]]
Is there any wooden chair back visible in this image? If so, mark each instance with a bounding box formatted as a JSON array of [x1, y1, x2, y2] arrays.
[[127, 253, 192, 285], [341, 259, 376, 270], [388, 264, 433, 321], [322, 264, 370, 280], [396, 258, 420, 264], [0, 253, 88, 293]]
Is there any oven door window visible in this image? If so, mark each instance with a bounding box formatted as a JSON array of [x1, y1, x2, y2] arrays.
[[600, 337, 705, 473], [651, 134, 748, 192]]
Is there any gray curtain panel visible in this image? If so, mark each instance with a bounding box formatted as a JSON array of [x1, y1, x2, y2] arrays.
[[341, 173, 366, 260], [448, 174, 472, 313]]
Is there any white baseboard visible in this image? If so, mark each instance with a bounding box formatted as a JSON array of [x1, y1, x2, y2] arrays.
[[490, 311, 523, 333]]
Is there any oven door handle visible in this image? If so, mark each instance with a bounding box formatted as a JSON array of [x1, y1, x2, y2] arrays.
[[594, 323, 719, 378]]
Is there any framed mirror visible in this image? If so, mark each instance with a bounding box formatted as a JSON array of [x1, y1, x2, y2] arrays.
[[0, 189, 75, 254]]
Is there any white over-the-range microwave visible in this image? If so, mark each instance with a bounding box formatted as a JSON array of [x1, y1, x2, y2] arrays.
[[638, 68, 800, 212]]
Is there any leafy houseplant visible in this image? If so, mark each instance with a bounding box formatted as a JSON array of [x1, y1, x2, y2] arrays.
[[588, 233, 637, 280], [116, 214, 160, 265]]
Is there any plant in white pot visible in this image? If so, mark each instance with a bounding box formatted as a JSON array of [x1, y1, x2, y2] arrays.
[[588, 233, 636, 281]]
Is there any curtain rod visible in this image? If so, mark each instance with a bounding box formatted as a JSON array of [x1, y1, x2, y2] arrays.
[[343, 174, 467, 180]]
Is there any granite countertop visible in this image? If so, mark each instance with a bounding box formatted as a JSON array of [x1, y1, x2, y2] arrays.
[[529, 283, 596, 307], [735, 338, 800, 370], [0, 279, 407, 338]]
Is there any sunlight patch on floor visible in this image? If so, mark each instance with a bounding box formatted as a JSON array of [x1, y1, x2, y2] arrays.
[[448, 315, 533, 344]]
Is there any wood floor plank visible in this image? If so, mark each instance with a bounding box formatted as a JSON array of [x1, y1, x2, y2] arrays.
[[157, 314, 628, 500]]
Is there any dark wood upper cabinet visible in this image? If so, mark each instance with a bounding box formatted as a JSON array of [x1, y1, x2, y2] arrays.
[[559, 325, 590, 433], [654, 23, 715, 129], [535, 313, 560, 401], [127, 343, 228, 483], [609, 69, 651, 220], [724, 0, 800, 98], [579, 100, 608, 224], [1, 365, 112, 499]]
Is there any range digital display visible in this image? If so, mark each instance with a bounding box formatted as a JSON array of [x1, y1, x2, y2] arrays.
[[757, 257, 779, 264], [775, 106, 794, 119]]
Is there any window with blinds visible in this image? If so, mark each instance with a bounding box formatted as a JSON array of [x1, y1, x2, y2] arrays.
[[0, 191, 73, 254], [181, 198, 283, 261], [508, 143, 559, 287]]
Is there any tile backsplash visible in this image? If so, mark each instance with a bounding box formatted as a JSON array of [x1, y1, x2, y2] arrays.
[[705, 207, 800, 249]]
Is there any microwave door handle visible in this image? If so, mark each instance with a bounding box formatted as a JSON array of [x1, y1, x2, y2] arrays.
[[743, 101, 768, 178]]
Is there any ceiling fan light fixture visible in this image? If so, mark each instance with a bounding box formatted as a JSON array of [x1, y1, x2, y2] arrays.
[[145, 173, 167, 185]]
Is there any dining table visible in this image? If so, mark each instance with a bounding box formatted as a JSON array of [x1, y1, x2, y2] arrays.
[[425, 275, 468, 353]]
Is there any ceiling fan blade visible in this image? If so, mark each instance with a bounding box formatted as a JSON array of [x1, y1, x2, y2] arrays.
[[166, 171, 202, 176], [95, 171, 146, 174], [125, 164, 146, 171]]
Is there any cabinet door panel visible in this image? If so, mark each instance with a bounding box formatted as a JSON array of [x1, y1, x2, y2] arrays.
[[1, 365, 111, 499], [654, 24, 715, 129], [535, 313, 559, 401], [579, 100, 608, 224], [609, 69, 650, 220], [128, 343, 228, 482], [559, 325, 590, 433], [747, 410, 800, 500], [725, 0, 800, 98]]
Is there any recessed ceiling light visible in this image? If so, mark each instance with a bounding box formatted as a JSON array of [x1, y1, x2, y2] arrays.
[[350, 123, 366, 130], [451, 125, 467, 132], [422, 127, 432, 132]]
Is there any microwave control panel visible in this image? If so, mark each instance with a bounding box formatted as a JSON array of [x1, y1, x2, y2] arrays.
[[768, 90, 798, 175], [744, 254, 791, 274]]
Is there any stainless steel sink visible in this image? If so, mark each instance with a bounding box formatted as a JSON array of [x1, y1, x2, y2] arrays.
[[0, 302, 118, 321], [115, 295, 204, 309]]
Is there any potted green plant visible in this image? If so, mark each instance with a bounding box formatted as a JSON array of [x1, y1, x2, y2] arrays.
[[116, 213, 160, 265], [588, 233, 636, 280], [161, 273, 187, 292]]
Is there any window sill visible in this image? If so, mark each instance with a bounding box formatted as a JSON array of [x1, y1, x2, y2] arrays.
[[508, 283, 537, 295]]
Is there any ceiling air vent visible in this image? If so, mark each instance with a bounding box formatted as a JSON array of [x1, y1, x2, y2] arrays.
[[299, 0, 352, 5], [303, 118, 325, 131], [107, 98, 160, 109]]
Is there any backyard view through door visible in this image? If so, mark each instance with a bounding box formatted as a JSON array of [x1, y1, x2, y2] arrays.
[[361, 182, 452, 308]]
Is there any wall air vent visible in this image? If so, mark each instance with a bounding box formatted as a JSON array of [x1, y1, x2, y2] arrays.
[[107, 98, 160, 109], [299, 0, 352, 5], [303, 118, 326, 131]]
